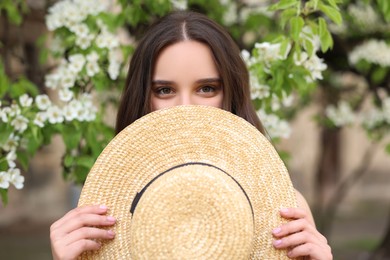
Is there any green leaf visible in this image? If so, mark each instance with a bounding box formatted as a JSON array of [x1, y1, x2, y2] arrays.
[[62, 124, 82, 150], [318, 17, 333, 52], [371, 67, 388, 84], [377, 0, 390, 22], [4, 3, 22, 25], [290, 16, 304, 41], [326, 0, 339, 10], [386, 143, 390, 154], [0, 62, 10, 98], [16, 151, 29, 171], [280, 9, 297, 29], [0, 189, 8, 206], [9, 78, 39, 98], [318, 3, 342, 25], [269, 0, 297, 11], [63, 154, 74, 168], [0, 125, 12, 146]]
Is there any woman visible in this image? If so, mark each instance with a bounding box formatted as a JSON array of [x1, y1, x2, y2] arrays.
[[50, 11, 332, 259]]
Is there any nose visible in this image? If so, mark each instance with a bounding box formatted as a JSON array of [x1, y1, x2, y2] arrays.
[[177, 93, 194, 106]]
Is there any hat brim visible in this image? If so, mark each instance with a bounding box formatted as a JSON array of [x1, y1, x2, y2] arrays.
[[78, 105, 297, 259]]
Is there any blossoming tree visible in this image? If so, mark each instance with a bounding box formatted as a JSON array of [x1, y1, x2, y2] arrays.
[[0, 0, 389, 257]]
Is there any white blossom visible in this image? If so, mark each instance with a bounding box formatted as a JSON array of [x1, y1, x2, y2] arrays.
[[293, 51, 309, 66], [241, 49, 257, 67], [47, 106, 64, 124], [303, 54, 327, 81], [281, 92, 294, 107], [11, 115, 29, 133], [8, 168, 24, 190], [3, 134, 19, 152], [86, 52, 99, 62], [9, 104, 21, 117], [254, 42, 291, 69], [325, 101, 356, 127], [96, 30, 119, 49], [6, 150, 17, 168], [34, 112, 47, 128], [348, 3, 382, 32], [300, 26, 321, 54], [59, 88, 74, 102], [0, 171, 11, 189], [108, 61, 120, 80], [76, 33, 95, 49], [223, 1, 238, 26], [349, 40, 390, 67], [86, 61, 100, 77], [257, 109, 291, 139], [170, 0, 187, 10], [0, 107, 8, 122], [63, 104, 78, 121], [36, 94, 52, 110], [60, 69, 77, 89], [45, 73, 60, 89], [19, 94, 33, 107], [68, 54, 86, 74], [69, 23, 90, 37], [361, 107, 383, 129]]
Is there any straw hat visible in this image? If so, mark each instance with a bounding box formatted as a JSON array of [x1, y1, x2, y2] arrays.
[[78, 105, 297, 259]]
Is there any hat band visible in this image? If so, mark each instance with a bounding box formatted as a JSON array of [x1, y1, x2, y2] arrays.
[[130, 162, 254, 217]]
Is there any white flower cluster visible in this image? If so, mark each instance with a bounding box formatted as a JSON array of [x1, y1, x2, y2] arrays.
[[257, 109, 291, 139], [361, 96, 390, 129], [348, 3, 382, 32], [325, 101, 356, 127], [294, 26, 327, 82], [0, 99, 28, 190], [46, 0, 123, 81], [253, 42, 291, 71], [170, 0, 187, 10], [349, 40, 390, 67], [46, 0, 110, 31]]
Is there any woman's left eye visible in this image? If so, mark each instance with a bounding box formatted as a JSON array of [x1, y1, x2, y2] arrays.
[[199, 86, 215, 93]]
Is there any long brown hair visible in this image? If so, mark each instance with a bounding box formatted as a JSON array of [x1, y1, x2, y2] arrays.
[[116, 11, 265, 134]]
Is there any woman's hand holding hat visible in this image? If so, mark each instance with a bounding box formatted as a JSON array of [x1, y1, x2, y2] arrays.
[[50, 205, 116, 260], [273, 206, 332, 259]]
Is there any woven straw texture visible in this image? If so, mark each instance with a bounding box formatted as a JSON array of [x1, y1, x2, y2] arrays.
[[78, 105, 297, 259]]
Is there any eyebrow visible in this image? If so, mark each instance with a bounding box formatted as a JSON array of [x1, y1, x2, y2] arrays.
[[152, 78, 222, 85]]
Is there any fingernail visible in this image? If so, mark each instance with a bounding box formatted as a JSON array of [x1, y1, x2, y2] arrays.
[[107, 230, 115, 238], [280, 208, 289, 213], [272, 227, 281, 234], [100, 205, 107, 210], [107, 216, 116, 222], [273, 239, 282, 247]]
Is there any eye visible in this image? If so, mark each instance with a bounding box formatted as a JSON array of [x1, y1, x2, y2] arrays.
[[156, 87, 174, 95], [199, 86, 215, 93]]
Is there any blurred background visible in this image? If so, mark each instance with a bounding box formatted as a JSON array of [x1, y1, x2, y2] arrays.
[[1, 0, 389, 259]]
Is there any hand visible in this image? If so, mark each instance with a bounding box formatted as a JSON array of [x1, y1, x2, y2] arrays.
[[50, 205, 116, 260], [272, 208, 332, 259]]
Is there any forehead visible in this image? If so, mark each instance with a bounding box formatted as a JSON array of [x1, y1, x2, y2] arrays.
[[153, 40, 219, 80]]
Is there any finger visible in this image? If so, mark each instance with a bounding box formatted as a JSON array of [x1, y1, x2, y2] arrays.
[[51, 205, 108, 231], [65, 239, 103, 259], [52, 214, 116, 239], [62, 227, 115, 246], [273, 231, 316, 249], [287, 243, 332, 259], [273, 218, 315, 237], [279, 207, 307, 220]]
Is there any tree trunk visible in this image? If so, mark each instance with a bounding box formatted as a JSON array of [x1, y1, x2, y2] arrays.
[[370, 207, 390, 260], [314, 127, 341, 233]]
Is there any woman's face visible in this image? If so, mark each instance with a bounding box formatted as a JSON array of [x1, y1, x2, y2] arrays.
[[150, 41, 223, 111]]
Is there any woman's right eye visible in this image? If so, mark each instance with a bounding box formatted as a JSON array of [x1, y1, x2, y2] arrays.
[[156, 87, 173, 95]]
